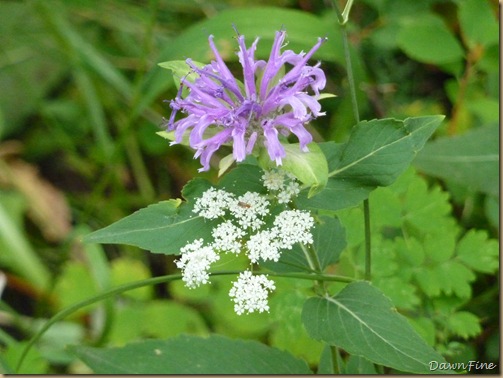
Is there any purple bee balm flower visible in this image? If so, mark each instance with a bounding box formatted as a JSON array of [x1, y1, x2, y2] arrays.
[[166, 29, 327, 172]]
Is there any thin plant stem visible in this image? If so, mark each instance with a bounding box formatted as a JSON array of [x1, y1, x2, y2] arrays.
[[331, 345, 341, 374], [15, 269, 356, 372], [363, 198, 371, 280], [330, 0, 371, 281]]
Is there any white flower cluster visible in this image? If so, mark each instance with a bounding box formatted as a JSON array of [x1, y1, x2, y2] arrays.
[[175, 239, 220, 288], [262, 168, 300, 204], [175, 168, 314, 315], [229, 271, 276, 315]]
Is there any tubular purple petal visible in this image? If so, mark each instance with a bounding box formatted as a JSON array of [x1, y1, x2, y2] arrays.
[[164, 29, 328, 171]]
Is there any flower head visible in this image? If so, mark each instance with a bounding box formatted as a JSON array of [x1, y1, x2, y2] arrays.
[[175, 239, 220, 288], [166, 29, 327, 171], [229, 271, 276, 315]]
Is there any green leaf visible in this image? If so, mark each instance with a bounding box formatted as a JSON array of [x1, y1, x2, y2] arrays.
[[344, 355, 378, 374], [446, 311, 481, 340], [108, 301, 208, 345], [0, 192, 51, 290], [269, 288, 324, 365], [397, 14, 465, 65], [281, 143, 329, 198], [69, 334, 312, 374], [332, 116, 443, 185], [83, 198, 216, 255], [157, 60, 205, 88], [458, 0, 499, 48], [158, 7, 344, 65], [297, 116, 443, 211], [455, 229, 499, 274], [3, 341, 48, 374], [110, 257, 152, 300], [414, 126, 499, 196], [217, 164, 267, 195], [414, 261, 475, 299], [296, 176, 374, 211], [53, 261, 99, 316], [302, 281, 449, 373]]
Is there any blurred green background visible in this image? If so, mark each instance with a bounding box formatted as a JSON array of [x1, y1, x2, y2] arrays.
[[0, 0, 499, 374]]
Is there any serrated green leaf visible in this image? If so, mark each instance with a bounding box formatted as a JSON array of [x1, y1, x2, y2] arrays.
[[456, 229, 499, 274], [401, 173, 456, 236], [70, 334, 312, 374], [446, 311, 481, 340], [374, 276, 420, 310], [415, 261, 475, 299], [302, 281, 449, 373]]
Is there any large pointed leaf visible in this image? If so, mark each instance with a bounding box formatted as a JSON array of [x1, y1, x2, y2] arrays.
[[83, 200, 216, 255], [302, 281, 450, 374], [69, 334, 312, 374], [331, 116, 444, 185], [297, 116, 443, 211]]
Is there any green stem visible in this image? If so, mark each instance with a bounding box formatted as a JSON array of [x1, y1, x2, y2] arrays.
[[363, 198, 371, 280], [331, 345, 341, 374], [331, 0, 371, 281], [15, 269, 355, 372]]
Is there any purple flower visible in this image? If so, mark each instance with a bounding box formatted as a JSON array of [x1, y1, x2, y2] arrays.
[[166, 29, 327, 172]]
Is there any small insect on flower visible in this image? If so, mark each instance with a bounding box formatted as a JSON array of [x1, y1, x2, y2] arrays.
[[237, 201, 252, 209], [165, 28, 328, 171]]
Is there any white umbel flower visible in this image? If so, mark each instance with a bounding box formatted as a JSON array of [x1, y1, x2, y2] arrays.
[[262, 169, 286, 191], [229, 271, 276, 315], [246, 229, 281, 263], [273, 209, 315, 249], [262, 168, 300, 203], [229, 192, 270, 230], [212, 220, 245, 254], [193, 187, 235, 219], [279, 181, 301, 204], [175, 239, 219, 288]]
